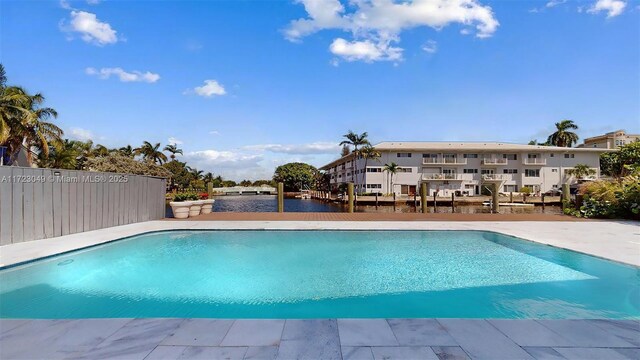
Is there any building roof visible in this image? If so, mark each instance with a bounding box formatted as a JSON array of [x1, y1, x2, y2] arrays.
[[319, 141, 612, 170]]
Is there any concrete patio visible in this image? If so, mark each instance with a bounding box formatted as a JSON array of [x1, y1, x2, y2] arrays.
[[1, 318, 638, 359]]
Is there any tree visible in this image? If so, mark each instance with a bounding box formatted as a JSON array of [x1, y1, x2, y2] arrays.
[[202, 172, 214, 184], [359, 145, 381, 192], [339, 130, 370, 187], [187, 166, 203, 180], [163, 160, 193, 189], [85, 153, 171, 177], [547, 120, 579, 147], [528, 139, 550, 146], [135, 141, 168, 164], [239, 180, 252, 187], [383, 162, 401, 195], [566, 163, 596, 179], [38, 139, 77, 169], [600, 141, 640, 177], [273, 162, 318, 191], [118, 145, 135, 158], [163, 144, 183, 160], [340, 144, 351, 157]]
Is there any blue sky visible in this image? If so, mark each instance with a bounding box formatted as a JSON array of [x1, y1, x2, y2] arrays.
[[1, 0, 638, 180]]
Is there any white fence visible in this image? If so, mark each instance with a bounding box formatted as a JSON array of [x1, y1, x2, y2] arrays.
[[0, 166, 166, 245]]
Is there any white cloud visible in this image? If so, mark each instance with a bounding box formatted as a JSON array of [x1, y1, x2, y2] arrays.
[[244, 142, 341, 155], [69, 127, 96, 142], [422, 39, 438, 54], [209, 130, 220, 135], [85, 67, 160, 83], [546, 0, 567, 8], [588, 0, 627, 17], [285, 0, 499, 62], [60, 0, 72, 10], [62, 10, 119, 45], [187, 80, 227, 97], [86, 0, 101, 4], [168, 137, 183, 145]]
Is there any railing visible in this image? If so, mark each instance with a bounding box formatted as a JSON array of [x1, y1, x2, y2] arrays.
[[481, 158, 508, 165], [422, 158, 467, 165], [481, 174, 511, 181], [523, 158, 547, 165], [422, 173, 464, 180]]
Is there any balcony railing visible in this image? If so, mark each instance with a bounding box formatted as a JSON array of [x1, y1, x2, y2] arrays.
[[422, 173, 464, 180], [481, 158, 508, 165], [523, 158, 547, 165], [422, 158, 467, 165], [481, 174, 510, 181]]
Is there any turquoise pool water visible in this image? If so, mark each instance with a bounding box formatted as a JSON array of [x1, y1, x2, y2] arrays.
[[0, 230, 638, 319]]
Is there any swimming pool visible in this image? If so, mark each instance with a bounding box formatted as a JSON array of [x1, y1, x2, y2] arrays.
[[0, 230, 637, 319]]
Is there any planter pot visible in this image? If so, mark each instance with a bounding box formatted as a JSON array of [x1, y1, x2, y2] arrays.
[[169, 201, 193, 219], [201, 199, 215, 214], [189, 200, 204, 217]]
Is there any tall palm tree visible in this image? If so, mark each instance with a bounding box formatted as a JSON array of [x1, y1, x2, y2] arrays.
[[135, 141, 168, 164], [340, 130, 370, 191], [118, 145, 135, 158], [383, 162, 401, 195], [187, 166, 204, 180], [91, 144, 110, 157], [360, 145, 381, 192], [38, 139, 77, 169], [163, 144, 183, 160], [203, 172, 214, 184], [566, 163, 596, 179], [547, 120, 579, 147]]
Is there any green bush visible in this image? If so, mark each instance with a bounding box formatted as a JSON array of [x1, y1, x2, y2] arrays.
[[575, 171, 640, 219], [173, 193, 199, 202]]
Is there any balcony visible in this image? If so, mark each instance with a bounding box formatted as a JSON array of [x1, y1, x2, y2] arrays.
[[422, 158, 467, 165], [422, 173, 465, 181], [481, 158, 508, 165], [522, 158, 547, 165], [481, 174, 510, 181]]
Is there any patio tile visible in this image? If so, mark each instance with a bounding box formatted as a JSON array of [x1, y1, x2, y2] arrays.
[[178, 346, 248, 360], [553, 347, 630, 360], [161, 319, 234, 346], [0, 318, 132, 359], [0, 319, 31, 334], [371, 346, 439, 360], [277, 320, 341, 359], [338, 319, 398, 346], [145, 345, 187, 360], [70, 318, 184, 360], [537, 320, 635, 347], [430, 346, 470, 360], [388, 319, 458, 346], [589, 320, 640, 347], [342, 346, 374, 360], [488, 320, 573, 347], [220, 320, 285, 346], [522, 347, 566, 360], [437, 319, 533, 360], [244, 346, 278, 360]]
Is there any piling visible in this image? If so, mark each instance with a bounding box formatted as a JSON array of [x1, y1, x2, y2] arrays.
[[562, 183, 570, 210], [277, 182, 284, 212], [510, 191, 513, 203], [348, 183, 354, 213], [375, 192, 379, 208], [393, 192, 396, 211], [207, 182, 213, 199], [433, 193, 437, 212], [451, 193, 455, 212], [492, 183, 499, 213], [420, 182, 427, 213]]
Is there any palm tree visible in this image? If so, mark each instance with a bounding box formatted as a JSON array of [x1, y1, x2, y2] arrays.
[[187, 166, 204, 180], [91, 144, 110, 157], [360, 145, 381, 191], [547, 120, 579, 147], [383, 162, 401, 195], [566, 163, 596, 179], [340, 130, 370, 192], [135, 141, 168, 164], [202, 172, 214, 184], [38, 139, 77, 169], [118, 145, 135, 158], [164, 144, 183, 160]]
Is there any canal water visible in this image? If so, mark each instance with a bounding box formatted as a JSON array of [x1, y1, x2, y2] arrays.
[[166, 195, 562, 217]]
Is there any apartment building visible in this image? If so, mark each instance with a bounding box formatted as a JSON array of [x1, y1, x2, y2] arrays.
[[578, 130, 639, 149], [320, 142, 610, 196]]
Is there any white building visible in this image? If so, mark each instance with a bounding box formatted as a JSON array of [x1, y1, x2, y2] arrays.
[[320, 142, 611, 196]]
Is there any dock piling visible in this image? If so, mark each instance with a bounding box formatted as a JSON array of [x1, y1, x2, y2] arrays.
[[277, 182, 284, 212], [348, 183, 354, 213], [420, 182, 427, 213], [492, 183, 499, 213]]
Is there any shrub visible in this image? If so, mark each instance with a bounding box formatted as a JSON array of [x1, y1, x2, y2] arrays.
[[173, 193, 199, 202], [575, 171, 640, 219], [520, 186, 532, 195]]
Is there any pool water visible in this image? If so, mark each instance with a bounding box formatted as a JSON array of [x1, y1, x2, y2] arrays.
[[0, 230, 638, 319]]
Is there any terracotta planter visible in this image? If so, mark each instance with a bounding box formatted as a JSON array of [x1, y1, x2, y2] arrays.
[[169, 201, 193, 219], [201, 199, 215, 214], [189, 200, 204, 217]]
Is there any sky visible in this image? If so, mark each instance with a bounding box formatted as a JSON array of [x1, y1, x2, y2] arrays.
[[1, 0, 639, 180]]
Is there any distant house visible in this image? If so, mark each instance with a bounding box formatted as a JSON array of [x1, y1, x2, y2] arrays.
[[0, 145, 37, 167], [578, 130, 640, 149], [320, 141, 611, 197]]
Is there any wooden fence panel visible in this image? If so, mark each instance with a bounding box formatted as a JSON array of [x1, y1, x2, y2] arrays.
[[22, 171, 34, 242], [11, 168, 23, 243], [0, 166, 13, 245], [32, 169, 45, 241]]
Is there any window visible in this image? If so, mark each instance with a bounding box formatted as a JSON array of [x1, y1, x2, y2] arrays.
[[503, 169, 518, 174], [564, 154, 575, 159], [338, 175, 342, 179], [443, 154, 456, 158], [525, 169, 540, 177], [552, 169, 558, 173], [397, 153, 412, 158], [398, 168, 413, 173], [504, 185, 518, 192], [503, 154, 517, 160], [422, 153, 437, 158], [463, 154, 478, 158], [366, 167, 382, 173], [463, 169, 478, 174], [481, 169, 494, 175], [527, 154, 538, 159], [442, 169, 455, 175], [366, 184, 382, 189], [550, 153, 554, 157]]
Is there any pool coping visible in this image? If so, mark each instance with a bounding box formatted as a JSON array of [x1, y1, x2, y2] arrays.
[[1, 220, 639, 268]]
